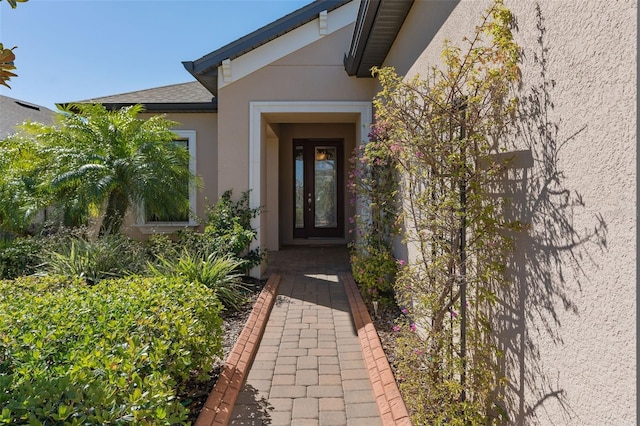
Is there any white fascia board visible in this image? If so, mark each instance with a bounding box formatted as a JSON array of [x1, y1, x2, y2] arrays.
[[218, 0, 359, 89]]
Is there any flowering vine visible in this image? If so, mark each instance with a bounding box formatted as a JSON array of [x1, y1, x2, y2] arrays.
[[352, 0, 522, 423]]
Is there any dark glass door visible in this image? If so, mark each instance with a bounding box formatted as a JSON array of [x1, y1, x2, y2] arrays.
[[293, 139, 344, 238]]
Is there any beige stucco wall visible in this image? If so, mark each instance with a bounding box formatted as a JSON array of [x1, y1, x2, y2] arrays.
[[217, 23, 375, 196], [124, 111, 218, 239], [385, 1, 636, 424], [217, 19, 375, 255], [278, 123, 356, 246]]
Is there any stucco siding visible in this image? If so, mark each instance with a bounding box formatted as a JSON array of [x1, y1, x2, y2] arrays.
[[384, 1, 636, 424], [217, 24, 376, 198]]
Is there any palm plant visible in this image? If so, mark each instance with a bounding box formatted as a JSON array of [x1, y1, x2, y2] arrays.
[[5, 103, 197, 234]]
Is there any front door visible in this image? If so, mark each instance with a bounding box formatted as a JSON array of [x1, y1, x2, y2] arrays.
[[293, 139, 344, 238]]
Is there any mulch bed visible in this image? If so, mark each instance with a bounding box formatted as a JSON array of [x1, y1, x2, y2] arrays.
[[366, 300, 403, 378]]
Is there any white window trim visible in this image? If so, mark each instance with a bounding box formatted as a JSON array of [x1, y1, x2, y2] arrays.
[[135, 129, 198, 234]]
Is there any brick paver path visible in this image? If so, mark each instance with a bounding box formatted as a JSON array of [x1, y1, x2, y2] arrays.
[[229, 246, 382, 425]]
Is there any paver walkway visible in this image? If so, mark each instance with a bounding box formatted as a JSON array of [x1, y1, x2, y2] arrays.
[[229, 246, 382, 425]]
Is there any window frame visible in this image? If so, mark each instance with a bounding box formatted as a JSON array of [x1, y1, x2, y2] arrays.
[[135, 129, 198, 234]]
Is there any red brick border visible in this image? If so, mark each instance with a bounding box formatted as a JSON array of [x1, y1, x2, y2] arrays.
[[195, 273, 282, 426], [341, 272, 412, 425]]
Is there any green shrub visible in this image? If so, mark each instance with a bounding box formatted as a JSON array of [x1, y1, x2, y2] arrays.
[[350, 244, 397, 301], [202, 190, 263, 271], [150, 250, 248, 311], [41, 235, 146, 284], [144, 233, 178, 261], [0, 236, 43, 279], [0, 274, 223, 425]]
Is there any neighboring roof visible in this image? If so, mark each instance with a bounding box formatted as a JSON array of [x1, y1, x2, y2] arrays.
[[183, 0, 352, 96], [344, 0, 414, 77], [0, 95, 56, 139], [70, 81, 217, 113]]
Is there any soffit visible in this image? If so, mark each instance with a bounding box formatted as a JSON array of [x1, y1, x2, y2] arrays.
[[344, 0, 414, 77]]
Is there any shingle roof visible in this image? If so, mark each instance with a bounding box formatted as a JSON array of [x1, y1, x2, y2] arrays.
[[76, 81, 213, 104], [0, 95, 56, 139], [67, 81, 217, 113], [183, 0, 352, 96]]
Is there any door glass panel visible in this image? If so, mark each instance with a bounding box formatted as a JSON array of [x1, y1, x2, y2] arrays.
[[295, 146, 304, 229], [314, 147, 337, 228]]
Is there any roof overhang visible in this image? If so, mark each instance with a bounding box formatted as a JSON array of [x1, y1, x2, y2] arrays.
[[182, 0, 352, 96], [57, 101, 218, 114], [344, 0, 413, 77]]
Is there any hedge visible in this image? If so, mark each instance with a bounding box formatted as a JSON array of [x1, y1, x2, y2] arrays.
[[0, 275, 223, 425]]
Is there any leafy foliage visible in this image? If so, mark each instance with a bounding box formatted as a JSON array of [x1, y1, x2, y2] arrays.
[[354, 1, 522, 423], [177, 190, 263, 272], [0, 43, 17, 89], [350, 244, 397, 301], [0, 236, 42, 279], [149, 251, 248, 311], [0, 103, 197, 235], [40, 234, 146, 284], [0, 0, 27, 88], [348, 116, 400, 305], [0, 274, 223, 425]]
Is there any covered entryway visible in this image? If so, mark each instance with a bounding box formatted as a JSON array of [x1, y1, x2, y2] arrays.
[[248, 101, 371, 277]]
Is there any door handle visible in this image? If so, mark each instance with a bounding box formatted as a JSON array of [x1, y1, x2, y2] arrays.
[[308, 193, 312, 211]]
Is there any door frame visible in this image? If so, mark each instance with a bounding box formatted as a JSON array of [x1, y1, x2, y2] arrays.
[[293, 138, 345, 239]]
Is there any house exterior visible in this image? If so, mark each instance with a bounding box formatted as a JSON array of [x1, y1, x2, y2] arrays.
[[83, 1, 635, 423]]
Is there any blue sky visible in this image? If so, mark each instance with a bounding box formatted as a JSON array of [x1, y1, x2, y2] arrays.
[[0, 0, 312, 110]]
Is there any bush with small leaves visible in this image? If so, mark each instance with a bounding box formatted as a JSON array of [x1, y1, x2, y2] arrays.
[[0, 236, 43, 279], [0, 274, 223, 425]]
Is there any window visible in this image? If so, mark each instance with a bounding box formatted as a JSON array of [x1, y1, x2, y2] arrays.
[[136, 130, 197, 232]]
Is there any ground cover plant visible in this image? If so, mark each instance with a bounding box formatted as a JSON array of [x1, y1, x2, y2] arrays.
[[352, 1, 521, 423]]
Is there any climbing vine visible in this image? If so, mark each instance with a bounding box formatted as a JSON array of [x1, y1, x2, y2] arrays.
[[354, 1, 522, 423], [348, 118, 399, 303]]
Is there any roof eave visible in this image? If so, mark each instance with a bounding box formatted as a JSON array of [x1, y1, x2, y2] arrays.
[[57, 101, 218, 113], [183, 0, 352, 96], [344, 0, 414, 78]]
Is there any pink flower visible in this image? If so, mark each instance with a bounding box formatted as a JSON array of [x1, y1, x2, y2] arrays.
[[397, 259, 406, 267], [393, 325, 401, 332], [416, 151, 422, 158], [401, 308, 408, 314], [378, 277, 384, 284], [390, 143, 402, 153], [410, 323, 417, 332], [413, 349, 423, 355], [451, 310, 458, 318], [349, 216, 355, 224]]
